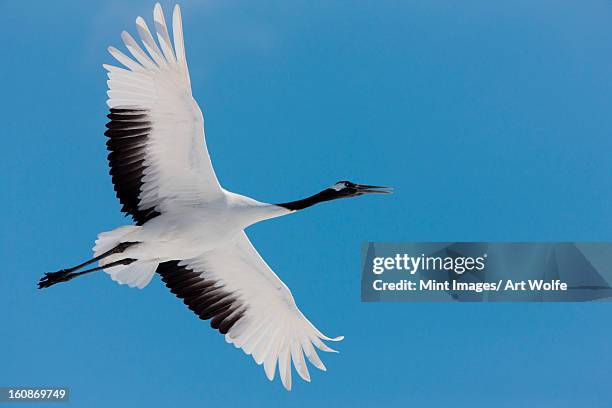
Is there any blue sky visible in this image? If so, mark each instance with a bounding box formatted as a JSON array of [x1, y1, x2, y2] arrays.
[[2, 0, 612, 406]]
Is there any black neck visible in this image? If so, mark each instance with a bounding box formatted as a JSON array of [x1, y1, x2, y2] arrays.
[[276, 189, 338, 211]]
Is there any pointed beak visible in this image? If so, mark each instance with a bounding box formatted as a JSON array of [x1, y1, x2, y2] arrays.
[[354, 184, 394, 195]]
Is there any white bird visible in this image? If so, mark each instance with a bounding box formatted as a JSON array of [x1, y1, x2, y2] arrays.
[[39, 3, 391, 390]]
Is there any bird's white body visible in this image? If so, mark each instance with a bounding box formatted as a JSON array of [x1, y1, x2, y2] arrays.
[[97, 194, 289, 270], [93, 3, 344, 391]]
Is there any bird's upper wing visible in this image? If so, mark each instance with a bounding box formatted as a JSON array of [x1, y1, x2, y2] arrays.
[[157, 231, 343, 390], [104, 4, 223, 225]]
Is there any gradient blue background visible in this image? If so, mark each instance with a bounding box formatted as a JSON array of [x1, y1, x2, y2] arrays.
[[2, 0, 612, 406]]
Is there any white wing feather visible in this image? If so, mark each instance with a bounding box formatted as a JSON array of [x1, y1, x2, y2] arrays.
[[105, 3, 223, 215], [182, 232, 343, 390]]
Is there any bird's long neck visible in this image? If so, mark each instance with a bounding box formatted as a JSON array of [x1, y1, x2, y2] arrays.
[[276, 189, 337, 211], [233, 189, 338, 228]]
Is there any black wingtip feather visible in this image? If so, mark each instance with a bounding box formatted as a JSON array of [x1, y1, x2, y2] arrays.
[[105, 107, 159, 225], [157, 261, 246, 335]]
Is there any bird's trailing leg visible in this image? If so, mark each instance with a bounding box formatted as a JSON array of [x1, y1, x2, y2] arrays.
[[38, 242, 138, 289], [39, 258, 136, 289]]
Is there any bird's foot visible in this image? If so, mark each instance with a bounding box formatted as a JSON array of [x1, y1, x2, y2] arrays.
[[38, 269, 74, 289]]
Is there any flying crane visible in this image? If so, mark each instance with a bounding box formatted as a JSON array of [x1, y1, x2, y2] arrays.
[[39, 3, 391, 390]]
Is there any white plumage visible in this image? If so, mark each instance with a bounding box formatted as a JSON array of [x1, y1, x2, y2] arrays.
[[99, 3, 342, 390]]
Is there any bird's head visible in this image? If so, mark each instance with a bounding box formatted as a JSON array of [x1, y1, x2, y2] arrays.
[[326, 180, 393, 199]]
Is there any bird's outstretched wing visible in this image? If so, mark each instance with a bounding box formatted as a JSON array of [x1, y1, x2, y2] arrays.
[[104, 4, 223, 225], [157, 231, 343, 390]]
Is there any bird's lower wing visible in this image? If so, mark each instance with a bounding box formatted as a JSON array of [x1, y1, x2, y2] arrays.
[[157, 232, 343, 390], [104, 4, 223, 225]]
